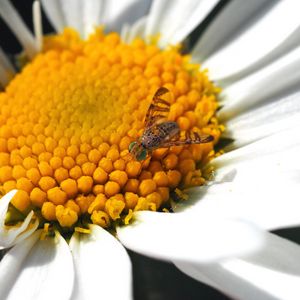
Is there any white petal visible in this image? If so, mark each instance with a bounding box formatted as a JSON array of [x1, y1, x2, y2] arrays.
[[0, 46, 15, 86], [42, 0, 151, 38], [121, 23, 131, 42], [211, 126, 300, 172], [218, 45, 300, 121], [0, 231, 74, 300], [9, 212, 39, 247], [33, 0, 43, 51], [81, 0, 103, 38], [0, 0, 38, 58], [0, 190, 39, 249], [145, 0, 219, 47], [0, 64, 10, 87], [0, 230, 41, 298], [60, 0, 84, 36], [0, 46, 15, 74], [126, 16, 148, 43], [173, 128, 300, 230], [175, 233, 300, 300], [40, 0, 66, 32], [44, 0, 101, 37], [202, 0, 300, 82], [42, 0, 103, 38], [192, 0, 272, 62], [174, 179, 300, 231], [223, 90, 300, 149], [100, 0, 151, 33], [69, 225, 132, 300], [117, 211, 265, 264]]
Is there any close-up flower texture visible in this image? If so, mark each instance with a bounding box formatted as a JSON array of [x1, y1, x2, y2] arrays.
[[0, 0, 300, 299]]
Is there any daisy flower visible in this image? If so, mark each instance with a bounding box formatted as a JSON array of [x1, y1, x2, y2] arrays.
[[0, 0, 300, 299]]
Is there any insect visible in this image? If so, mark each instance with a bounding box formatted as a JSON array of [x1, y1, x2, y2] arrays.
[[129, 87, 214, 161]]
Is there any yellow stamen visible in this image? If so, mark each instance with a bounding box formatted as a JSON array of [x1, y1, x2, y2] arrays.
[[74, 226, 91, 234], [105, 196, 125, 220], [124, 209, 133, 225], [91, 210, 110, 228], [173, 188, 189, 201], [40, 222, 50, 240], [55, 205, 78, 227]]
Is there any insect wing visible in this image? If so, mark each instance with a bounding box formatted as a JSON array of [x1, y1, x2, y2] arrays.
[[144, 87, 171, 129], [141, 87, 213, 150], [159, 131, 214, 148]]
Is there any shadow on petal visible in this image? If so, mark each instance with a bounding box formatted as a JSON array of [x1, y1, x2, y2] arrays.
[[0, 231, 74, 300], [69, 224, 132, 300]]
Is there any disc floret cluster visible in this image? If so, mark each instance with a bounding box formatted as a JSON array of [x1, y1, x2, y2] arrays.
[[1, 28, 222, 230]]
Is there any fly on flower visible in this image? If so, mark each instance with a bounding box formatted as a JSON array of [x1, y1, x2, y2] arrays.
[[129, 87, 214, 161]]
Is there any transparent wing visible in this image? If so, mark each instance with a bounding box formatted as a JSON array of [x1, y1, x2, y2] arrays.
[[159, 131, 214, 148], [144, 87, 171, 129]]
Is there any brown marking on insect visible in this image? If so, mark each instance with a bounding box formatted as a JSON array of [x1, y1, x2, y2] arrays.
[[129, 87, 214, 161]]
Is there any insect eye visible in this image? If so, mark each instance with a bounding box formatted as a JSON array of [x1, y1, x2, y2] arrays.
[[137, 148, 147, 161], [129, 142, 137, 152]]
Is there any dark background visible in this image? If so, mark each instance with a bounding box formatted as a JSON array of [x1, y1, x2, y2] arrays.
[[1, 1, 300, 300]]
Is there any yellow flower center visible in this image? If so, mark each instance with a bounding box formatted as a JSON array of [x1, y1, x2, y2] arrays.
[[1, 28, 222, 231]]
